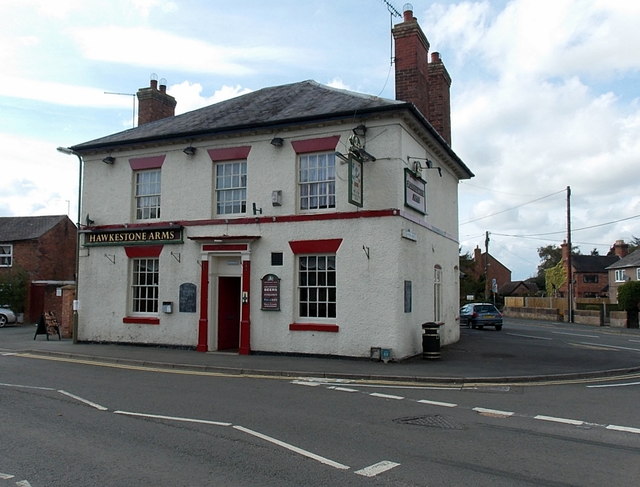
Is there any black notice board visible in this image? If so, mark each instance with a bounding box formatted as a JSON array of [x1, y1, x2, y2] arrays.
[[179, 283, 197, 313], [261, 274, 280, 311]]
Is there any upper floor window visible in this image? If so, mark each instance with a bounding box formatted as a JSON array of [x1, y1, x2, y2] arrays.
[[615, 269, 626, 282], [637, 268, 640, 281], [135, 169, 161, 220], [583, 274, 598, 283], [215, 161, 247, 215], [0, 244, 12, 267], [299, 152, 336, 210]]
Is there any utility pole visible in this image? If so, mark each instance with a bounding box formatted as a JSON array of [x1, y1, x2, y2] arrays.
[[566, 186, 573, 323], [484, 231, 490, 300]]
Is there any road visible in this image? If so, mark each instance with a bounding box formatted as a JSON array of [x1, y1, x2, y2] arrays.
[[1, 319, 639, 486]]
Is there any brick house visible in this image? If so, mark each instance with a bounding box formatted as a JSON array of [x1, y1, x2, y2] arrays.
[[606, 246, 640, 301], [468, 246, 512, 296], [559, 240, 626, 298], [0, 215, 76, 325]]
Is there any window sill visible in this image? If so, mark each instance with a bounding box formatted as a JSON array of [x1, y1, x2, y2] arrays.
[[123, 316, 160, 325], [289, 323, 339, 333]]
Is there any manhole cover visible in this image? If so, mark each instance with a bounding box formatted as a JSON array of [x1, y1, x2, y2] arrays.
[[394, 415, 463, 430]]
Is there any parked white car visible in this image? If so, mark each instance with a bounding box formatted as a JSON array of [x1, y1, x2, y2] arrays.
[[0, 307, 17, 327]]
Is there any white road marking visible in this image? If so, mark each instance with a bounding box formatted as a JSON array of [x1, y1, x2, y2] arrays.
[[0, 383, 54, 391], [578, 342, 640, 352], [370, 393, 404, 400], [355, 460, 401, 477], [114, 410, 232, 426], [233, 425, 350, 470], [16, 481, 32, 487], [473, 407, 514, 417], [58, 390, 108, 411], [507, 333, 553, 340], [0, 473, 15, 479], [552, 331, 599, 338], [291, 380, 322, 387], [629, 339, 640, 343], [328, 386, 359, 392], [587, 381, 640, 388], [534, 415, 584, 426], [606, 424, 640, 434], [418, 399, 457, 408]]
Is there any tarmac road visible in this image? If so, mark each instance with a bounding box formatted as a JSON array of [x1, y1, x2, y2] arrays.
[[1, 317, 639, 384]]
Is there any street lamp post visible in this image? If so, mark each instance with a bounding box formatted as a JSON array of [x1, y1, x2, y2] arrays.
[[57, 146, 83, 344]]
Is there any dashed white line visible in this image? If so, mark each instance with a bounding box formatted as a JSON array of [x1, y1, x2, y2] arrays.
[[534, 415, 584, 426], [328, 386, 359, 392], [473, 407, 514, 417], [578, 342, 640, 352], [114, 410, 232, 426], [370, 392, 404, 400], [355, 460, 401, 477], [16, 481, 32, 487], [58, 390, 108, 411], [0, 383, 54, 391], [418, 399, 457, 408], [606, 424, 640, 434], [587, 381, 640, 388], [507, 333, 553, 340], [552, 331, 599, 338], [0, 473, 15, 479], [233, 425, 350, 470]]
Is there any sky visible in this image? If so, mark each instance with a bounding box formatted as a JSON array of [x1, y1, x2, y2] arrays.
[[1, 0, 639, 281]]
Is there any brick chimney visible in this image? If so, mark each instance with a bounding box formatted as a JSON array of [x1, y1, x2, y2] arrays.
[[136, 74, 177, 125], [392, 5, 452, 146], [611, 240, 629, 258]]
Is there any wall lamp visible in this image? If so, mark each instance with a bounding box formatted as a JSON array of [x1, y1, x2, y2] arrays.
[[183, 146, 197, 156], [102, 156, 115, 164], [270, 137, 284, 147], [352, 124, 367, 137]]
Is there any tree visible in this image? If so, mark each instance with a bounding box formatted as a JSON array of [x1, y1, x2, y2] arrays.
[[617, 281, 640, 328], [459, 250, 484, 303], [628, 236, 640, 253], [0, 267, 29, 313], [534, 244, 579, 290], [544, 262, 565, 297]]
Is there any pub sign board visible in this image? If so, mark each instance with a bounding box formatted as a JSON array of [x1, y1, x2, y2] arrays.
[[261, 274, 281, 311], [404, 169, 427, 214], [84, 227, 183, 247]]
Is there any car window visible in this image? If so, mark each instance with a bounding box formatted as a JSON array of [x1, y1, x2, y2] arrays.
[[475, 305, 498, 313]]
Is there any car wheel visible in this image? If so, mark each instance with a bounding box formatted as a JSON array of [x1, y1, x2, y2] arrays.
[[495, 325, 502, 331], [0, 315, 7, 327]]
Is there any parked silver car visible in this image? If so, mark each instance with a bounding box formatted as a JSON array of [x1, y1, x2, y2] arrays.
[[0, 307, 17, 327], [459, 303, 503, 331]]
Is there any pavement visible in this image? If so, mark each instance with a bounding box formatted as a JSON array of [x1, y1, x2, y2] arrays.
[[2, 319, 640, 384]]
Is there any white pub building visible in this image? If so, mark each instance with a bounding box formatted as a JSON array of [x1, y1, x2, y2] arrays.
[[66, 7, 473, 359]]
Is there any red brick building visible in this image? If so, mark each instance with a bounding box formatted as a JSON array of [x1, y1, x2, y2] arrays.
[[471, 246, 512, 295], [0, 215, 76, 325]]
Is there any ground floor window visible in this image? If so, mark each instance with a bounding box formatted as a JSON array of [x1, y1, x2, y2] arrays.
[[298, 255, 336, 318], [131, 258, 159, 313]]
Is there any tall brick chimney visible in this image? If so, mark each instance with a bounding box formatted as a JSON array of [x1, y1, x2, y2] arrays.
[[136, 74, 177, 125], [611, 240, 629, 258], [392, 5, 452, 146]]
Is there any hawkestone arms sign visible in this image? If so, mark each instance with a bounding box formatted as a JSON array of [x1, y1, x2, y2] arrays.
[[84, 227, 183, 246]]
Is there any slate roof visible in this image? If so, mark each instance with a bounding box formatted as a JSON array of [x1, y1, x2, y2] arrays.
[[606, 249, 640, 270], [71, 80, 473, 178], [0, 215, 70, 242], [571, 255, 619, 273]]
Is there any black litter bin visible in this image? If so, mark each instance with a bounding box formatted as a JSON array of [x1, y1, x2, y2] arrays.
[[422, 322, 443, 359]]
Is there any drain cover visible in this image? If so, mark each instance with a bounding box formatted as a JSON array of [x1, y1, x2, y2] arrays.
[[394, 415, 463, 430]]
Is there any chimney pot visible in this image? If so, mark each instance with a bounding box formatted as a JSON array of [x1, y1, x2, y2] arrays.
[[431, 52, 441, 63], [403, 3, 414, 22]]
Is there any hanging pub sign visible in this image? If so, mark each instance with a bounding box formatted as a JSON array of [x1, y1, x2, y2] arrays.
[[84, 226, 183, 246], [261, 274, 281, 311], [348, 156, 364, 207], [404, 169, 427, 214]]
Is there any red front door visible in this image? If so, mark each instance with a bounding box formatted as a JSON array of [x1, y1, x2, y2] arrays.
[[217, 277, 241, 350]]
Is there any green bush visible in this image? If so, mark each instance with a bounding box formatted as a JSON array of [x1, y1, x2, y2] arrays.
[[0, 267, 29, 313]]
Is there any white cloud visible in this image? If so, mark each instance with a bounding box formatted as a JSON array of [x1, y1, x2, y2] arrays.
[[170, 81, 252, 114]]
